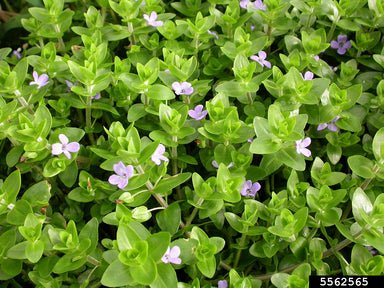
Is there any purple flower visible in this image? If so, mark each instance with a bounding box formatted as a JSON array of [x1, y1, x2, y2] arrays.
[[218, 280, 228, 288], [92, 93, 101, 100], [108, 161, 134, 189], [253, 0, 266, 10], [29, 71, 49, 89], [12, 48, 22, 60], [295, 137, 311, 157], [151, 144, 169, 165], [172, 81, 194, 95], [240, 0, 249, 9], [208, 30, 219, 40], [241, 180, 261, 197], [330, 35, 352, 55], [317, 116, 340, 132], [143, 12, 163, 27], [188, 105, 208, 120], [51, 134, 80, 159], [250, 51, 271, 68], [313, 55, 320, 61], [161, 246, 182, 264], [302, 71, 314, 80], [65, 80, 75, 92], [212, 160, 234, 169]]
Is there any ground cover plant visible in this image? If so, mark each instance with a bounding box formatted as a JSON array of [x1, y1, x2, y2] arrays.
[[0, 0, 384, 287]]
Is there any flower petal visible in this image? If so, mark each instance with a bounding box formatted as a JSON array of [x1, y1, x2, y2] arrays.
[[113, 161, 127, 176], [258, 51, 267, 60], [330, 40, 339, 49], [263, 60, 271, 69], [317, 123, 328, 131], [66, 142, 80, 153], [117, 178, 128, 189], [51, 143, 63, 155], [108, 174, 121, 186], [63, 150, 72, 159], [301, 147, 311, 157], [124, 165, 134, 178], [58, 134, 69, 145], [302, 137, 311, 147], [169, 246, 181, 258]]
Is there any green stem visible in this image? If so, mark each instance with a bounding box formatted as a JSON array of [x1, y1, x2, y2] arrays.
[[219, 261, 232, 271], [137, 164, 186, 229], [233, 233, 247, 268], [86, 255, 101, 266], [327, 17, 339, 43], [127, 22, 135, 45], [185, 198, 204, 226], [246, 92, 253, 104], [171, 136, 182, 199], [85, 96, 95, 145]]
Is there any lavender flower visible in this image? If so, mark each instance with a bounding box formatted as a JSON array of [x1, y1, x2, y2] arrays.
[[108, 161, 134, 189], [330, 35, 352, 55], [295, 137, 311, 157], [161, 246, 182, 264], [317, 116, 340, 132], [250, 51, 271, 68], [212, 160, 234, 169], [218, 280, 228, 288], [188, 105, 208, 120], [92, 93, 101, 100], [253, 0, 266, 10], [240, 0, 249, 9], [313, 55, 320, 61], [143, 12, 163, 27], [241, 180, 261, 197], [65, 80, 75, 92], [51, 134, 80, 159], [208, 30, 219, 40], [12, 48, 22, 60], [172, 81, 194, 95], [29, 71, 49, 89], [302, 71, 314, 80], [151, 144, 169, 165]]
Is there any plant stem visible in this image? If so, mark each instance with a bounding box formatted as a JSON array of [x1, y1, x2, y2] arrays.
[[327, 17, 339, 43], [171, 136, 182, 199], [185, 198, 204, 226], [135, 164, 186, 229], [85, 96, 95, 145], [86, 255, 101, 266], [233, 233, 247, 268]]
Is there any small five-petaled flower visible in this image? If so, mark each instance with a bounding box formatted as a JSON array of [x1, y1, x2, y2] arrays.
[[172, 81, 194, 95], [302, 71, 314, 80], [218, 280, 228, 288], [108, 161, 134, 189], [143, 12, 163, 27], [151, 144, 169, 165], [317, 116, 340, 132], [241, 180, 261, 197], [254, 0, 266, 10], [250, 51, 271, 68], [188, 105, 208, 120], [29, 71, 49, 89], [295, 137, 311, 157], [161, 246, 182, 264], [240, 0, 249, 9], [51, 134, 80, 159], [330, 35, 351, 55]]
